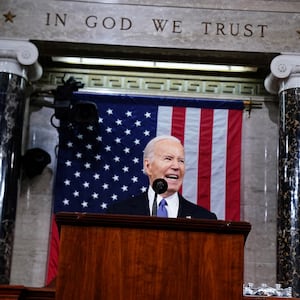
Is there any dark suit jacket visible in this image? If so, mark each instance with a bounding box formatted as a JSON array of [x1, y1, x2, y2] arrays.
[[107, 192, 217, 220]]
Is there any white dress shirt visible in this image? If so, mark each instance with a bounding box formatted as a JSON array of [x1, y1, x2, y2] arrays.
[[148, 185, 179, 218]]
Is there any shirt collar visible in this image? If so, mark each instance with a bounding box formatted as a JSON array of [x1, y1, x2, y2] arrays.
[[148, 185, 179, 217]]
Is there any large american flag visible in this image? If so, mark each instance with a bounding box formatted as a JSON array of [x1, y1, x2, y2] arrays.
[[53, 92, 243, 220], [47, 92, 243, 284]]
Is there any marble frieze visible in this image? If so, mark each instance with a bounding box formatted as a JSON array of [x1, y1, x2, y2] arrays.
[[0, 0, 300, 53]]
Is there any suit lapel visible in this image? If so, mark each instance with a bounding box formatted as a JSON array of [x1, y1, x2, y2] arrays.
[[177, 194, 188, 218]]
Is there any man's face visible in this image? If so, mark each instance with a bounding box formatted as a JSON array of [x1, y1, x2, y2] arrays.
[[144, 139, 185, 197]]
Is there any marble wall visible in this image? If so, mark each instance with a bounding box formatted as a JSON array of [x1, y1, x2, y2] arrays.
[[1, 0, 300, 54], [10, 106, 57, 287], [242, 100, 279, 286], [9, 94, 279, 288]]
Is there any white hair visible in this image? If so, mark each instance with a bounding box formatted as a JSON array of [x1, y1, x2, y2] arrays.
[[143, 135, 182, 173]]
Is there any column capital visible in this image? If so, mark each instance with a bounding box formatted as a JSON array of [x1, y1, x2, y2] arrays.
[[265, 53, 300, 95], [0, 39, 42, 81]]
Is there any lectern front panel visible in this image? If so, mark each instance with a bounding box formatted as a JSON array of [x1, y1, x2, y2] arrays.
[[55, 213, 250, 300]]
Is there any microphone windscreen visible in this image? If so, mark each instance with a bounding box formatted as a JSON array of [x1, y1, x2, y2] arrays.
[[152, 178, 168, 194]]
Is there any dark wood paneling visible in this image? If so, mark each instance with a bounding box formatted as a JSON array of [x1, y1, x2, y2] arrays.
[[0, 286, 55, 300], [56, 213, 251, 300]]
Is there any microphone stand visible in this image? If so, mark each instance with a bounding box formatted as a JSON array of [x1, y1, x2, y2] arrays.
[[152, 193, 158, 216]]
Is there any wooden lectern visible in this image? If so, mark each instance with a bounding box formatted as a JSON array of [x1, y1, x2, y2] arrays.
[[55, 213, 251, 300]]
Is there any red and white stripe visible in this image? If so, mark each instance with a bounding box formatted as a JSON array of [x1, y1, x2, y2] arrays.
[[156, 105, 242, 221]]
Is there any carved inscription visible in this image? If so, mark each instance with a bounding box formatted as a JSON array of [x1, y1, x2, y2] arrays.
[[202, 22, 268, 37], [152, 19, 183, 33], [85, 16, 132, 30], [1, 0, 300, 53], [45, 13, 268, 38]]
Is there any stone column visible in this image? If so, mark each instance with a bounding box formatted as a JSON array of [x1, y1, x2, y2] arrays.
[[265, 54, 300, 297], [0, 39, 42, 283]]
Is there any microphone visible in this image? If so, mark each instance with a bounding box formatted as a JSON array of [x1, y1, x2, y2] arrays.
[[152, 178, 168, 216]]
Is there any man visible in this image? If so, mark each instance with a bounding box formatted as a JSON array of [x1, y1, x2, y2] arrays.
[[107, 135, 217, 220]]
